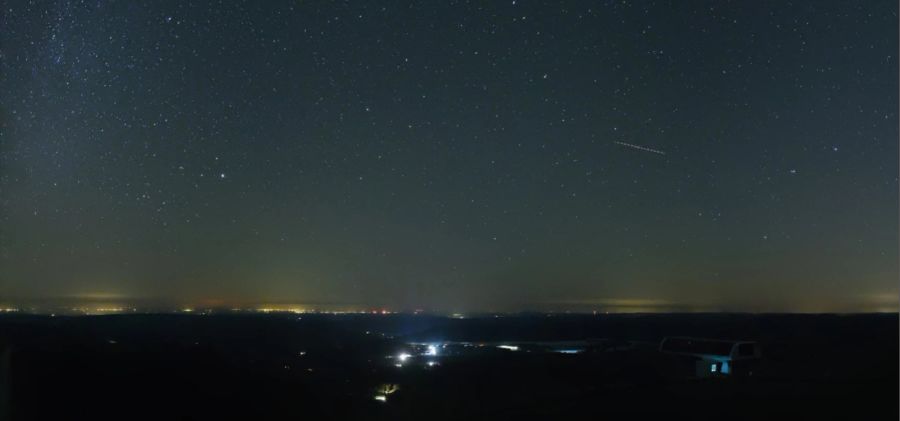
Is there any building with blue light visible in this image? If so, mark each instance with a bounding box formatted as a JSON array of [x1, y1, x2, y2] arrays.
[[659, 337, 761, 378]]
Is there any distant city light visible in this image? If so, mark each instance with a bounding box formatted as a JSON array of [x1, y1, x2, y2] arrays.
[[256, 307, 308, 314], [555, 349, 582, 354], [426, 344, 439, 356], [374, 395, 387, 402], [397, 353, 411, 362], [497, 345, 519, 351], [427, 361, 437, 367], [75, 307, 127, 314]]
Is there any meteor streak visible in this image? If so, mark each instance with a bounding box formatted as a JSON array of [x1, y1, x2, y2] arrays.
[[613, 141, 666, 155]]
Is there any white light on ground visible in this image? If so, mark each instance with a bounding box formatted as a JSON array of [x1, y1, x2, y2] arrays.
[[497, 345, 519, 351], [426, 345, 438, 356], [374, 395, 387, 402], [397, 353, 411, 362]]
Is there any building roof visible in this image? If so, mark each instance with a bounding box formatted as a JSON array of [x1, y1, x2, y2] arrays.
[[659, 337, 759, 360]]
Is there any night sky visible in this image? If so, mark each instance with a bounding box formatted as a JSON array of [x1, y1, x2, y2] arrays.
[[1, 1, 897, 312]]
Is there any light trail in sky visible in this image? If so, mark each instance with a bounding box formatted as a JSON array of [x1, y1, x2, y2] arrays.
[[613, 141, 666, 155]]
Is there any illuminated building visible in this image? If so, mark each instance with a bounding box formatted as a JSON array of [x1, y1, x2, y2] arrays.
[[426, 344, 438, 356], [659, 337, 762, 378], [374, 384, 399, 402]]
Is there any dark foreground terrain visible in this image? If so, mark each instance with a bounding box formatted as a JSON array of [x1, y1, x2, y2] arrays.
[[0, 313, 896, 420]]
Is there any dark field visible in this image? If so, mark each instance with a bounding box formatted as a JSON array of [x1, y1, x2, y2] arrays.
[[0, 313, 896, 420]]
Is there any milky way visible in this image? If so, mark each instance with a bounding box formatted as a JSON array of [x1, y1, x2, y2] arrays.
[[0, 1, 897, 312]]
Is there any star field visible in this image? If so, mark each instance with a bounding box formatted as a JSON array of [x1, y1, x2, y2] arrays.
[[0, 0, 897, 312]]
